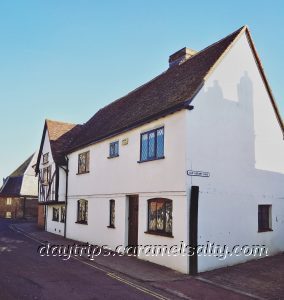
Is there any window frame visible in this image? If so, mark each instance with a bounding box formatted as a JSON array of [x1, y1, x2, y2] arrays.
[[60, 206, 66, 223], [139, 127, 165, 163], [258, 204, 272, 232], [76, 199, 88, 224], [146, 198, 173, 237], [42, 166, 51, 186], [42, 153, 49, 165], [108, 199, 115, 228], [6, 198, 12, 205], [52, 207, 59, 222], [77, 151, 90, 175], [108, 141, 119, 158]]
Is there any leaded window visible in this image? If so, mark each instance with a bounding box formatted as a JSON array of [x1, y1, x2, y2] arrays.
[[77, 199, 88, 224], [61, 206, 66, 223], [78, 151, 90, 174], [43, 153, 49, 164], [109, 141, 119, 158], [52, 207, 59, 222], [148, 198, 172, 235], [42, 166, 51, 185], [258, 205, 272, 232], [140, 127, 164, 162], [109, 200, 115, 228]]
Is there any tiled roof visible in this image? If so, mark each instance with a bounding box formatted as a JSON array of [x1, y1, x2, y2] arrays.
[[44, 120, 81, 166], [9, 154, 33, 177], [68, 26, 246, 151]]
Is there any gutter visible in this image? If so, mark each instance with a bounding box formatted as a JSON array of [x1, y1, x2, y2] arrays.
[[67, 101, 195, 154]]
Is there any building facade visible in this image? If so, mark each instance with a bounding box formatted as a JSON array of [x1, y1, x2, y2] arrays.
[[0, 153, 38, 219], [36, 26, 284, 274]]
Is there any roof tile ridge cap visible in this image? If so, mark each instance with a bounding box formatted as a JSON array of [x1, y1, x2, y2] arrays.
[[202, 25, 247, 82], [182, 25, 247, 65], [45, 118, 77, 126]]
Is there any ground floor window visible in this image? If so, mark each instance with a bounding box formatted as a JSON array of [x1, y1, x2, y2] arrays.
[[147, 198, 172, 236], [77, 199, 88, 224], [108, 199, 115, 228], [52, 207, 59, 221], [6, 211, 11, 218], [61, 206, 66, 223], [258, 205, 272, 232]]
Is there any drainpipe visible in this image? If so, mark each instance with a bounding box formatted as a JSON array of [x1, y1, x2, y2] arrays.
[[61, 156, 69, 238]]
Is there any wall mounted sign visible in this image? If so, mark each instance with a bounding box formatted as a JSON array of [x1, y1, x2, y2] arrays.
[[187, 170, 210, 177], [122, 138, 129, 145]]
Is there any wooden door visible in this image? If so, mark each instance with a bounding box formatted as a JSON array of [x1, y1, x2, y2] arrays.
[[128, 195, 139, 251]]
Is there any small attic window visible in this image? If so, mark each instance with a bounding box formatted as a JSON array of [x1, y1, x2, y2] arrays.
[[43, 153, 49, 164]]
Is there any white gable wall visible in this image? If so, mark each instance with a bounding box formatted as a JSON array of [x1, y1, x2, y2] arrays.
[[20, 152, 38, 197], [186, 32, 284, 272], [39, 129, 66, 236]]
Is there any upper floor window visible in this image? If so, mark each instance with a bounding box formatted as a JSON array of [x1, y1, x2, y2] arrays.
[[140, 127, 164, 162], [147, 198, 172, 236], [258, 205, 272, 232], [52, 207, 59, 222], [77, 199, 88, 224], [6, 198, 12, 205], [42, 166, 51, 185], [43, 153, 49, 164], [61, 206, 66, 223], [78, 151, 90, 174], [108, 199, 115, 228], [109, 141, 119, 158]]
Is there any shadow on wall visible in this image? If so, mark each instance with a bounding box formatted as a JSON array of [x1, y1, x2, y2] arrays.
[[190, 71, 284, 195]]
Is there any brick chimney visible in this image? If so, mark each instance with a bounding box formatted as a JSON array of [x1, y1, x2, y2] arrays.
[[169, 47, 197, 68]]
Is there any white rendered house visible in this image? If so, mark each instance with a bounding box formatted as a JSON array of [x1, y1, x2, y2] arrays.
[[36, 26, 284, 274]]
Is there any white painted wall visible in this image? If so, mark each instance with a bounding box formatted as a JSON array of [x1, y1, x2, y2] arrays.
[[186, 32, 284, 272], [39, 130, 67, 235], [21, 152, 38, 197], [66, 111, 189, 273], [46, 205, 65, 236]]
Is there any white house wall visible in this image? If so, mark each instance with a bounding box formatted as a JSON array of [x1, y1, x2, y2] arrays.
[[66, 111, 189, 273], [186, 31, 284, 272], [46, 205, 65, 236], [21, 152, 38, 197], [40, 130, 66, 235]]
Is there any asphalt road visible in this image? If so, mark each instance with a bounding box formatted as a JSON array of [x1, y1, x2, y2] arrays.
[[0, 219, 169, 300]]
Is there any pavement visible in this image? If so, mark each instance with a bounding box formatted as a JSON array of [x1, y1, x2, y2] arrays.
[[1, 219, 284, 300]]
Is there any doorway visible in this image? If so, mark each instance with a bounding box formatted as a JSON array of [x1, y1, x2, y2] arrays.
[[128, 195, 139, 253]]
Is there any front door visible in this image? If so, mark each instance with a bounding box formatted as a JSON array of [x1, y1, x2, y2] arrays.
[[128, 195, 139, 252]]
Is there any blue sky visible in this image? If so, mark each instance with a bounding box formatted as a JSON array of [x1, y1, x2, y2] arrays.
[[0, 0, 283, 180]]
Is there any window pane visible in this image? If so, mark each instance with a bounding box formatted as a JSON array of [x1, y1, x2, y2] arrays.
[[141, 133, 148, 161], [156, 128, 164, 158], [156, 201, 164, 230], [148, 131, 155, 159], [148, 201, 157, 230], [165, 201, 172, 233], [110, 200, 115, 226]]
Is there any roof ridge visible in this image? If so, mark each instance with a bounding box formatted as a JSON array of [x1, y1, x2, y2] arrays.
[[46, 118, 78, 126]]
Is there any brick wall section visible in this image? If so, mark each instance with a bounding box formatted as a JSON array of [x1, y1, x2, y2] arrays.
[[0, 197, 38, 219], [37, 205, 45, 228], [0, 197, 24, 218]]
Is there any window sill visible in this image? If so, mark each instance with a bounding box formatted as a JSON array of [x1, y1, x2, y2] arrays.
[[258, 228, 273, 233], [76, 171, 90, 175], [107, 155, 119, 159], [137, 156, 165, 163], [107, 225, 116, 229], [144, 230, 173, 238], [75, 221, 88, 225]]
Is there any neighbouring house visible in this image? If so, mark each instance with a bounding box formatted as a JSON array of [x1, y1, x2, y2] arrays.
[[35, 25, 284, 274], [0, 153, 38, 219]]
